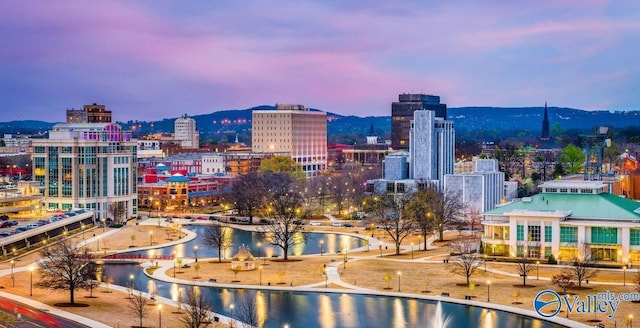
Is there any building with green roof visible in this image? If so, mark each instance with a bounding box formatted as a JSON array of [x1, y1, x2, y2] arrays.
[[482, 180, 640, 264]]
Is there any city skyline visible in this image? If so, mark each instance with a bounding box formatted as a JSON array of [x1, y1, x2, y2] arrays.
[[1, 1, 639, 122]]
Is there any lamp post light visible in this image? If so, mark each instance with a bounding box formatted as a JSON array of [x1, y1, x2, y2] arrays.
[[194, 245, 199, 262], [101, 218, 106, 232], [629, 314, 633, 328], [150, 231, 153, 246], [81, 224, 85, 240], [10, 260, 14, 287], [319, 240, 324, 256], [324, 265, 328, 287], [624, 265, 627, 286], [173, 258, 177, 277], [230, 304, 235, 322], [129, 274, 134, 296], [257, 242, 262, 260], [536, 261, 540, 280], [158, 304, 162, 328], [149, 197, 153, 217], [484, 254, 488, 272], [397, 271, 401, 292], [96, 236, 100, 252], [29, 266, 34, 296], [487, 280, 491, 302], [259, 265, 263, 285], [411, 243, 414, 259], [379, 244, 382, 258]]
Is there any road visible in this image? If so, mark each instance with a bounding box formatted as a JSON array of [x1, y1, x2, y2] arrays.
[[0, 295, 88, 328]]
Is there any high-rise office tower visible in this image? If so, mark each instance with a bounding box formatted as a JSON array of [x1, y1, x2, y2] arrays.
[[32, 122, 138, 220], [252, 104, 327, 177], [409, 109, 455, 185], [541, 102, 550, 141], [67, 103, 112, 123], [392, 94, 447, 150], [174, 114, 199, 149]]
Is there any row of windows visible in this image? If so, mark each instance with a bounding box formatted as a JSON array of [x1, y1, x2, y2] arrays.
[[113, 156, 129, 164]]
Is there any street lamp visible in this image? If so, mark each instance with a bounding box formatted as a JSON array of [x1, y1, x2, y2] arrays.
[[29, 266, 34, 296], [629, 314, 633, 328], [324, 265, 328, 287], [487, 280, 491, 302], [101, 218, 106, 232], [411, 243, 414, 259], [96, 236, 100, 252], [150, 231, 153, 246], [536, 261, 540, 280], [379, 244, 382, 258], [257, 242, 262, 260], [319, 240, 324, 256], [194, 245, 199, 262], [81, 224, 85, 240], [173, 258, 177, 277], [259, 265, 263, 285], [397, 271, 401, 292], [624, 265, 627, 286], [158, 304, 162, 328], [10, 260, 14, 287], [230, 304, 235, 322], [129, 274, 135, 297]]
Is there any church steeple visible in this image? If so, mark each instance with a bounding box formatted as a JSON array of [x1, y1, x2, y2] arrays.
[[541, 102, 550, 141]]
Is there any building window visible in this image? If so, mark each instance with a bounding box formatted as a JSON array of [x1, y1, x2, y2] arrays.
[[631, 229, 640, 246], [545, 226, 552, 242], [528, 225, 540, 242], [516, 225, 524, 241], [397, 183, 405, 193], [386, 183, 394, 193], [516, 245, 524, 257], [560, 226, 577, 243], [591, 227, 618, 245], [545, 247, 552, 257]]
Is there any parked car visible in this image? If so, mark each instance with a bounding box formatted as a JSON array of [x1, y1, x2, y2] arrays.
[[0, 231, 13, 237], [15, 227, 28, 233], [344, 223, 354, 228], [239, 217, 251, 223], [0, 215, 9, 221], [229, 217, 238, 222], [196, 216, 207, 221], [331, 222, 343, 227], [36, 220, 49, 226], [309, 221, 322, 226], [25, 224, 39, 229], [293, 220, 304, 225], [0, 221, 12, 228], [7, 220, 18, 226]]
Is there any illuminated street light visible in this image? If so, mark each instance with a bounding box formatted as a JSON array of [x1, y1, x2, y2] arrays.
[[158, 304, 162, 328], [29, 266, 34, 296], [487, 280, 491, 302], [397, 271, 401, 292]]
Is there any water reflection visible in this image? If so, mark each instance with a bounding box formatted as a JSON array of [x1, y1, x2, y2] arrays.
[[102, 263, 565, 328], [123, 225, 365, 259]]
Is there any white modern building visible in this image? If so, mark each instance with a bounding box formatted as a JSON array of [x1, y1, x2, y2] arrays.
[[174, 115, 199, 149], [252, 104, 327, 177], [136, 140, 163, 158], [31, 123, 138, 220], [482, 180, 640, 264], [409, 109, 455, 186], [444, 158, 505, 215]]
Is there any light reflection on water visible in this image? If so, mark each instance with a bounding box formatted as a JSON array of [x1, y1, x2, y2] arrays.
[[103, 263, 566, 328], [123, 225, 365, 259]]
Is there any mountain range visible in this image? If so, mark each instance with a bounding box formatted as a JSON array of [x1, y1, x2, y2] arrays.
[[2, 106, 639, 143]]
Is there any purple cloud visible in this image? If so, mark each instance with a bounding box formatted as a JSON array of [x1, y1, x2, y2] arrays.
[[0, 0, 639, 122]]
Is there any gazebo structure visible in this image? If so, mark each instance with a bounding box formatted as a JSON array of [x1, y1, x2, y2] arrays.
[[231, 245, 256, 271]]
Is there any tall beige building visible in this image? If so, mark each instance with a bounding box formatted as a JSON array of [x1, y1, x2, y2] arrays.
[[252, 104, 327, 177], [174, 114, 199, 149]]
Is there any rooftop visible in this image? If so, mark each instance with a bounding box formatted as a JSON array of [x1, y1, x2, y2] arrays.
[[485, 192, 640, 221]]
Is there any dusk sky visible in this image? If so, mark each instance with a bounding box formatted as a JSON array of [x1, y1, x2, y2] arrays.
[[1, 1, 639, 122]]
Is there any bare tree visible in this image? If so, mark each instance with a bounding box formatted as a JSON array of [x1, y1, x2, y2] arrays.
[[108, 201, 127, 224], [566, 243, 596, 288], [227, 172, 266, 224], [38, 239, 97, 305], [552, 273, 574, 294], [128, 290, 150, 328], [364, 193, 414, 255], [419, 190, 465, 241], [235, 295, 267, 328], [201, 224, 234, 262], [513, 251, 536, 287], [259, 173, 307, 260], [404, 189, 435, 250], [180, 286, 213, 328], [450, 239, 482, 286]]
